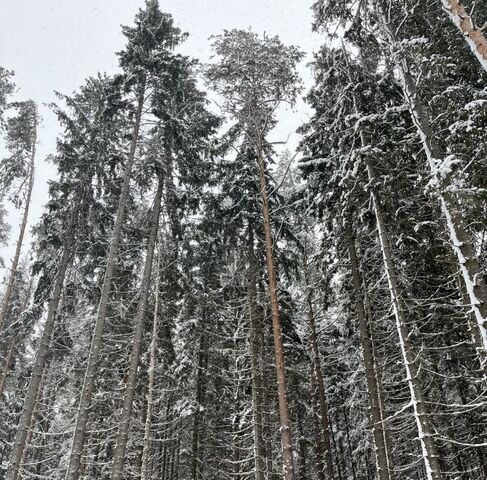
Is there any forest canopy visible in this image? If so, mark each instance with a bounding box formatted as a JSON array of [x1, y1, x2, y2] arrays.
[[1, 1, 487, 479]]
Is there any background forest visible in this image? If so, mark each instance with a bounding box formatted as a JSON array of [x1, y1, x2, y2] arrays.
[[1, 1, 487, 479]]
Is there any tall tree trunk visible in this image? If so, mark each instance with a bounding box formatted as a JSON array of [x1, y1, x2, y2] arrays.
[[0, 275, 33, 399], [65, 85, 145, 480], [248, 227, 266, 480], [303, 251, 335, 479], [191, 333, 208, 480], [365, 155, 443, 480], [376, 0, 487, 371], [347, 231, 393, 480], [6, 207, 78, 480], [141, 234, 162, 480], [311, 369, 326, 480], [256, 143, 295, 480], [0, 127, 35, 332], [440, 0, 487, 72], [110, 171, 163, 480], [365, 291, 395, 477]]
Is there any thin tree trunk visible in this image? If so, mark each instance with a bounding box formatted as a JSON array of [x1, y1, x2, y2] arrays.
[[347, 231, 393, 480], [311, 369, 326, 480], [256, 144, 295, 480], [339, 391, 357, 480], [191, 333, 207, 480], [0, 276, 33, 399], [303, 251, 335, 480], [19, 360, 49, 474], [0, 337, 15, 399], [440, 0, 487, 72], [110, 170, 163, 480], [365, 155, 442, 480], [7, 208, 78, 480], [141, 234, 162, 480], [376, 0, 487, 371], [0, 127, 35, 332], [248, 227, 266, 480], [65, 85, 145, 480], [365, 291, 394, 477]]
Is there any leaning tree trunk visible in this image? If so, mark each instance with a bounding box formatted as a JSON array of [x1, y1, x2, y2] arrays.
[[65, 85, 145, 480], [6, 206, 79, 480], [140, 234, 162, 480], [376, 0, 487, 372], [110, 171, 164, 480], [0, 126, 35, 332], [302, 251, 335, 479], [247, 227, 267, 480], [256, 143, 295, 480], [347, 230, 393, 480], [440, 0, 487, 72], [365, 155, 443, 480]]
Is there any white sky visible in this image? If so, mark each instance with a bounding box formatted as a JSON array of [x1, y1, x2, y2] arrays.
[[0, 0, 325, 278]]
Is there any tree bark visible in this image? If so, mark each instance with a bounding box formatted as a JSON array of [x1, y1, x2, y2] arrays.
[[6, 209, 77, 480], [247, 227, 267, 480], [0, 123, 35, 332], [65, 85, 145, 480], [303, 251, 335, 479], [256, 144, 295, 480], [365, 156, 443, 480], [441, 0, 487, 72], [347, 231, 393, 480], [141, 234, 162, 480], [376, 0, 487, 372], [110, 171, 163, 480]]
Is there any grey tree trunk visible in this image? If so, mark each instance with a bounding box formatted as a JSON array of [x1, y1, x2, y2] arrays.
[[0, 125, 35, 332], [376, 0, 487, 371], [0, 275, 33, 399], [347, 231, 393, 480], [141, 234, 162, 480], [110, 171, 164, 480], [303, 251, 335, 479], [65, 85, 145, 480], [247, 227, 266, 480], [6, 208, 77, 480], [365, 156, 443, 480]]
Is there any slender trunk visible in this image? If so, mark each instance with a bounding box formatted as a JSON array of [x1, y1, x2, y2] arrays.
[[110, 171, 163, 480], [65, 85, 145, 480], [303, 252, 335, 480], [347, 232, 393, 480], [248, 227, 266, 480], [376, 0, 487, 370], [141, 234, 162, 480], [0, 276, 33, 399], [191, 333, 207, 480], [311, 369, 326, 480], [365, 291, 394, 477], [256, 145, 295, 480], [0, 338, 16, 399], [19, 360, 49, 474], [456, 272, 487, 377], [440, 0, 487, 72], [6, 210, 77, 480], [365, 156, 442, 480], [0, 128, 35, 331], [339, 391, 357, 480]]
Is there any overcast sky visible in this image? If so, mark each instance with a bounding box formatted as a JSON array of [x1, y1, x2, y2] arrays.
[[0, 0, 324, 276]]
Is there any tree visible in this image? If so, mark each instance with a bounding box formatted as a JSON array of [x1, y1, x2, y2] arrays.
[[0, 100, 38, 332], [207, 29, 304, 480]]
